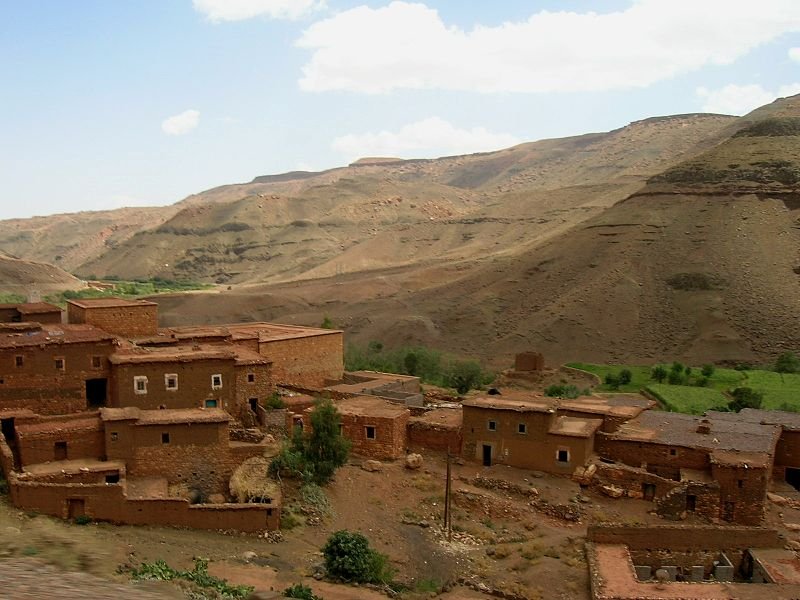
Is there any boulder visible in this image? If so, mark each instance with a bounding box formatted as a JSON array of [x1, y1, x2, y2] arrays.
[[362, 460, 383, 472], [786, 523, 800, 532], [600, 484, 624, 499], [768, 492, 789, 506], [405, 453, 423, 470]]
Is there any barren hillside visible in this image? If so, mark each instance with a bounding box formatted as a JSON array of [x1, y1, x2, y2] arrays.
[[0, 252, 84, 295]]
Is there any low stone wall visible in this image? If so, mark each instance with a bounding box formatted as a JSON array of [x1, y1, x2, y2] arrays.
[[407, 420, 462, 453], [587, 524, 781, 551]]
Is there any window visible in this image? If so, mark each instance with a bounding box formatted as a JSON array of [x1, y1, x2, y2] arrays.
[[134, 376, 148, 395], [164, 373, 178, 391], [211, 374, 222, 390], [669, 448, 677, 456], [247, 373, 255, 383], [91, 356, 102, 369], [105, 473, 120, 484], [557, 449, 570, 463], [110, 432, 118, 442], [487, 420, 497, 431], [738, 479, 744, 489], [365, 426, 376, 440], [517, 423, 527, 434], [161, 432, 170, 444], [205, 399, 218, 408], [14, 355, 23, 368], [54, 357, 65, 371]]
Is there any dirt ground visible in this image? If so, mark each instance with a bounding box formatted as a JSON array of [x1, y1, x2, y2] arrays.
[[0, 445, 685, 600]]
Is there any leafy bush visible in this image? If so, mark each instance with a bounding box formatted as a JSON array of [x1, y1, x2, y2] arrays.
[[131, 558, 253, 599], [284, 584, 323, 600], [544, 384, 580, 399], [322, 530, 393, 584], [619, 369, 633, 385], [701, 364, 715, 377], [728, 387, 763, 412], [651, 365, 667, 383], [264, 392, 285, 409], [775, 352, 800, 374], [320, 316, 334, 329], [604, 374, 620, 390], [445, 359, 484, 395], [667, 370, 685, 385], [73, 515, 91, 525]]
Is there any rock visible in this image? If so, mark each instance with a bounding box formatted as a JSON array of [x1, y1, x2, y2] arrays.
[[585, 464, 597, 478], [768, 492, 789, 506], [209, 493, 226, 504], [787, 523, 800, 532], [530, 471, 546, 479], [362, 460, 383, 472], [405, 453, 423, 470], [786, 540, 800, 551], [242, 551, 258, 562], [246, 592, 282, 600], [600, 485, 624, 499], [264, 434, 275, 444]]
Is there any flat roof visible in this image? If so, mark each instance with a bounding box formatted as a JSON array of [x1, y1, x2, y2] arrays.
[[16, 417, 102, 436], [410, 407, 463, 429], [463, 393, 557, 414], [101, 407, 230, 425], [67, 297, 157, 309], [16, 302, 62, 314], [548, 415, 602, 438], [232, 346, 270, 366], [327, 396, 409, 419], [108, 344, 236, 365], [710, 408, 800, 432], [560, 394, 654, 418], [605, 411, 781, 454], [0, 323, 115, 349], [158, 322, 341, 343]]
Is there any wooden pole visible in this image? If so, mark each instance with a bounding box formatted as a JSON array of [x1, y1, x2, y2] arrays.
[[445, 449, 452, 542]]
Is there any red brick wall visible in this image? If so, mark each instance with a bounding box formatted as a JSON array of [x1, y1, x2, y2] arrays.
[[25, 311, 63, 325], [68, 303, 158, 337], [110, 359, 235, 411], [0, 341, 114, 415], [256, 332, 343, 388], [340, 410, 409, 460]]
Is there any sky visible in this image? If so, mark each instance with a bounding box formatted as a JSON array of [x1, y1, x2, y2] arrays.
[[1, 0, 800, 220]]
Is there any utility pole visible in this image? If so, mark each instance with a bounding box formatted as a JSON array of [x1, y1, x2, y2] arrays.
[[444, 449, 452, 542]]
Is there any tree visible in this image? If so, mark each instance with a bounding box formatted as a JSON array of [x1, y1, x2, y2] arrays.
[[619, 369, 633, 385], [775, 352, 800, 374], [404, 351, 419, 376], [651, 365, 668, 383], [269, 398, 350, 485], [701, 364, 715, 378], [667, 370, 684, 385], [445, 359, 484, 395], [728, 387, 763, 412], [604, 373, 621, 390], [320, 316, 334, 329], [671, 361, 684, 374], [322, 530, 392, 584]]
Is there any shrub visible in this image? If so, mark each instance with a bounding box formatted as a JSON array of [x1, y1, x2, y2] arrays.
[[671, 362, 684, 373], [604, 374, 620, 390], [701, 364, 715, 377], [74, 515, 91, 525], [775, 352, 800, 374], [320, 316, 334, 330], [322, 530, 393, 584], [445, 359, 484, 395], [618, 369, 632, 385], [264, 392, 285, 409], [728, 387, 763, 412], [651, 366, 667, 383], [694, 376, 709, 387], [544, 384, 580, 399], [284, 584, 323, 600], [667, 371, 684, 385]]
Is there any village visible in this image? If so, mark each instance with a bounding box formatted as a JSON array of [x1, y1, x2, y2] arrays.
[[3, 298, 800, 599]]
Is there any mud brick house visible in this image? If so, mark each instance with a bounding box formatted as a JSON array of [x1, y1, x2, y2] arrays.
[[67, 297, 158, 338], [0, 406, 279, 532], [408, 407, 463, 452], [594, 411, 780, 525], [325, 396, 410, 460], [0, 302, 63, 324], [0, 322, 116, 414], [462, 394, 602, 473]]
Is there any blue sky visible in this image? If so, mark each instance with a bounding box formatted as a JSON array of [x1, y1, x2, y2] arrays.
[[1, 0, 799, 220]]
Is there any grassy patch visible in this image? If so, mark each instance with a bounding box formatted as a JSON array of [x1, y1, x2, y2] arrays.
[[565, 363, 655, 392], [739, 370, 800, 410], [645, 384, 728, 414], [44, 278, 212, 306], [130, 558, 253, 599]]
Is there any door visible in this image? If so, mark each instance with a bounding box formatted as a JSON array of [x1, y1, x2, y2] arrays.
[[54, 441, 67, 461], [67, 498, 85, 519], [722, 501, 735, 522], [482, 444, 492, 467], [0, 418, 15, 442], [85, 378, 107, 408], [787, 467, 800, 490], [642, 483, 656, 501]]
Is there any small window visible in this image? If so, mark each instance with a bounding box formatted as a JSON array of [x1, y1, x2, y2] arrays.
[[105, 473, 120, 484], [487, 420, 497, 431], [14, 355, 23, 368], [54, 357, 65, 371], [738, 479, 744, 489], [247, 373, 255, 383], [517, 423, 527, 434], [365, 426, 376, 439], [91, 356, 102, 369], [134, 376, 148, 395], [557, 449, 569, 463], [165, 373, 178, 390], [211, 374, 222, 390], [338, 423, 343, 435], [161, 432, 170, 444], [669, 448, 677, 456], [110, 432, 118, 442], [205, 399, 218, 408]]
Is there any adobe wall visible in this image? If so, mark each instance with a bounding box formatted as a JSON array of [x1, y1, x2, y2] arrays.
[[775, 430, 800, 469], [712, 462, 769, 525], [23, 311, 63, 325], [233, 363, 273, 421], [596, 434, 710, 472], [16, 418, 105, 465], [0, 340, 114, 415], [514, 352, 545, 372], [110, 359, 235, 411], [256, 332, 343, 388], [586, 524, 781, 550], [462, 406, 593, 474], [67, 303, 158, 337], [341, 410, 409, 460], [0, 307, 18, 322], [408, 420, 462, 453]]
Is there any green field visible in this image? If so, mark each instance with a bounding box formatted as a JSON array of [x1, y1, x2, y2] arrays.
[[567, 362, 800, 414]]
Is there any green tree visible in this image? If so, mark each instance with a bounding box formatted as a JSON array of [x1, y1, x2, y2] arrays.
[[671, 361, 684, 373], [728, 387, 763, 412], [667, 370, 684, 385], [604, 373, 621, 390], [651, 365, 668, 383], [404, 351, 419, 376], [701, 364, 715, 378], [775, 352, 800, 374], [322, 531, 392, 584], [320, 316, 334, 329], [445, 359, 484, 395], [619, 369, 633, 385]]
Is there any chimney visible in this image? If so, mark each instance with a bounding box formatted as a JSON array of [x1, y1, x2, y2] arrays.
[[696, 419, 711, 435]]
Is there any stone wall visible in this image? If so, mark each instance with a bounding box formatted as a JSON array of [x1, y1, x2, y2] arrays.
[[67, 302, 158, 338], [587, 524, 781, 550], [341, 410, 409, 460], [16, 417, 105, 465], [233, 363, 273, 420], [596, 434, 710, 472], [407, 419, 462, 453], [256, 332, 343, 388]]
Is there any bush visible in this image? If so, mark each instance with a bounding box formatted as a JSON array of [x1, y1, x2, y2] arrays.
[[131, 558, 253, 599], [604, 374, 620, 390], [671, 362, 684, 374], [284, 584, 323, 600], [701, 364, 715, 377], [74, 515, 91, 525], [775, 352, 800, 374], [322, 530, 393, 584], [444, 359, 484, 395], [264, 392, 285, 409], [667, 371, 684, 385], [619, 369, 633, 385], [694, 376, 709, 387], [651, 365, 667, 383], [320, 316, 334, 329], [728, 387, 764, 412], [544, 384, 580, 399]]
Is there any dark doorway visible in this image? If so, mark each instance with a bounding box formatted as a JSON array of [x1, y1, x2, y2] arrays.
[[86, 378, 107, 408], [482, 444, 492, 467], [67, 498, 85, 519], [249, 398, 259, 413], [787, 467, 800, 490], [1, 418, 15, 442], [105, 472, 120, 484], [686, 494, 697, 512], [642, 483, 656, 501], [54, 441, 67, 461], [722, 501, 735, 522]]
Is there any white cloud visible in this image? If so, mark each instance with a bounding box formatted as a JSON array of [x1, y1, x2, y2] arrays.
[[161, 109, 200, 136], [193, 0, 324, 22], [332, 117, 520, 162], [696, 83, 800, 115], [790, 47, 800, 62], [297, 0, 800, 94]]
